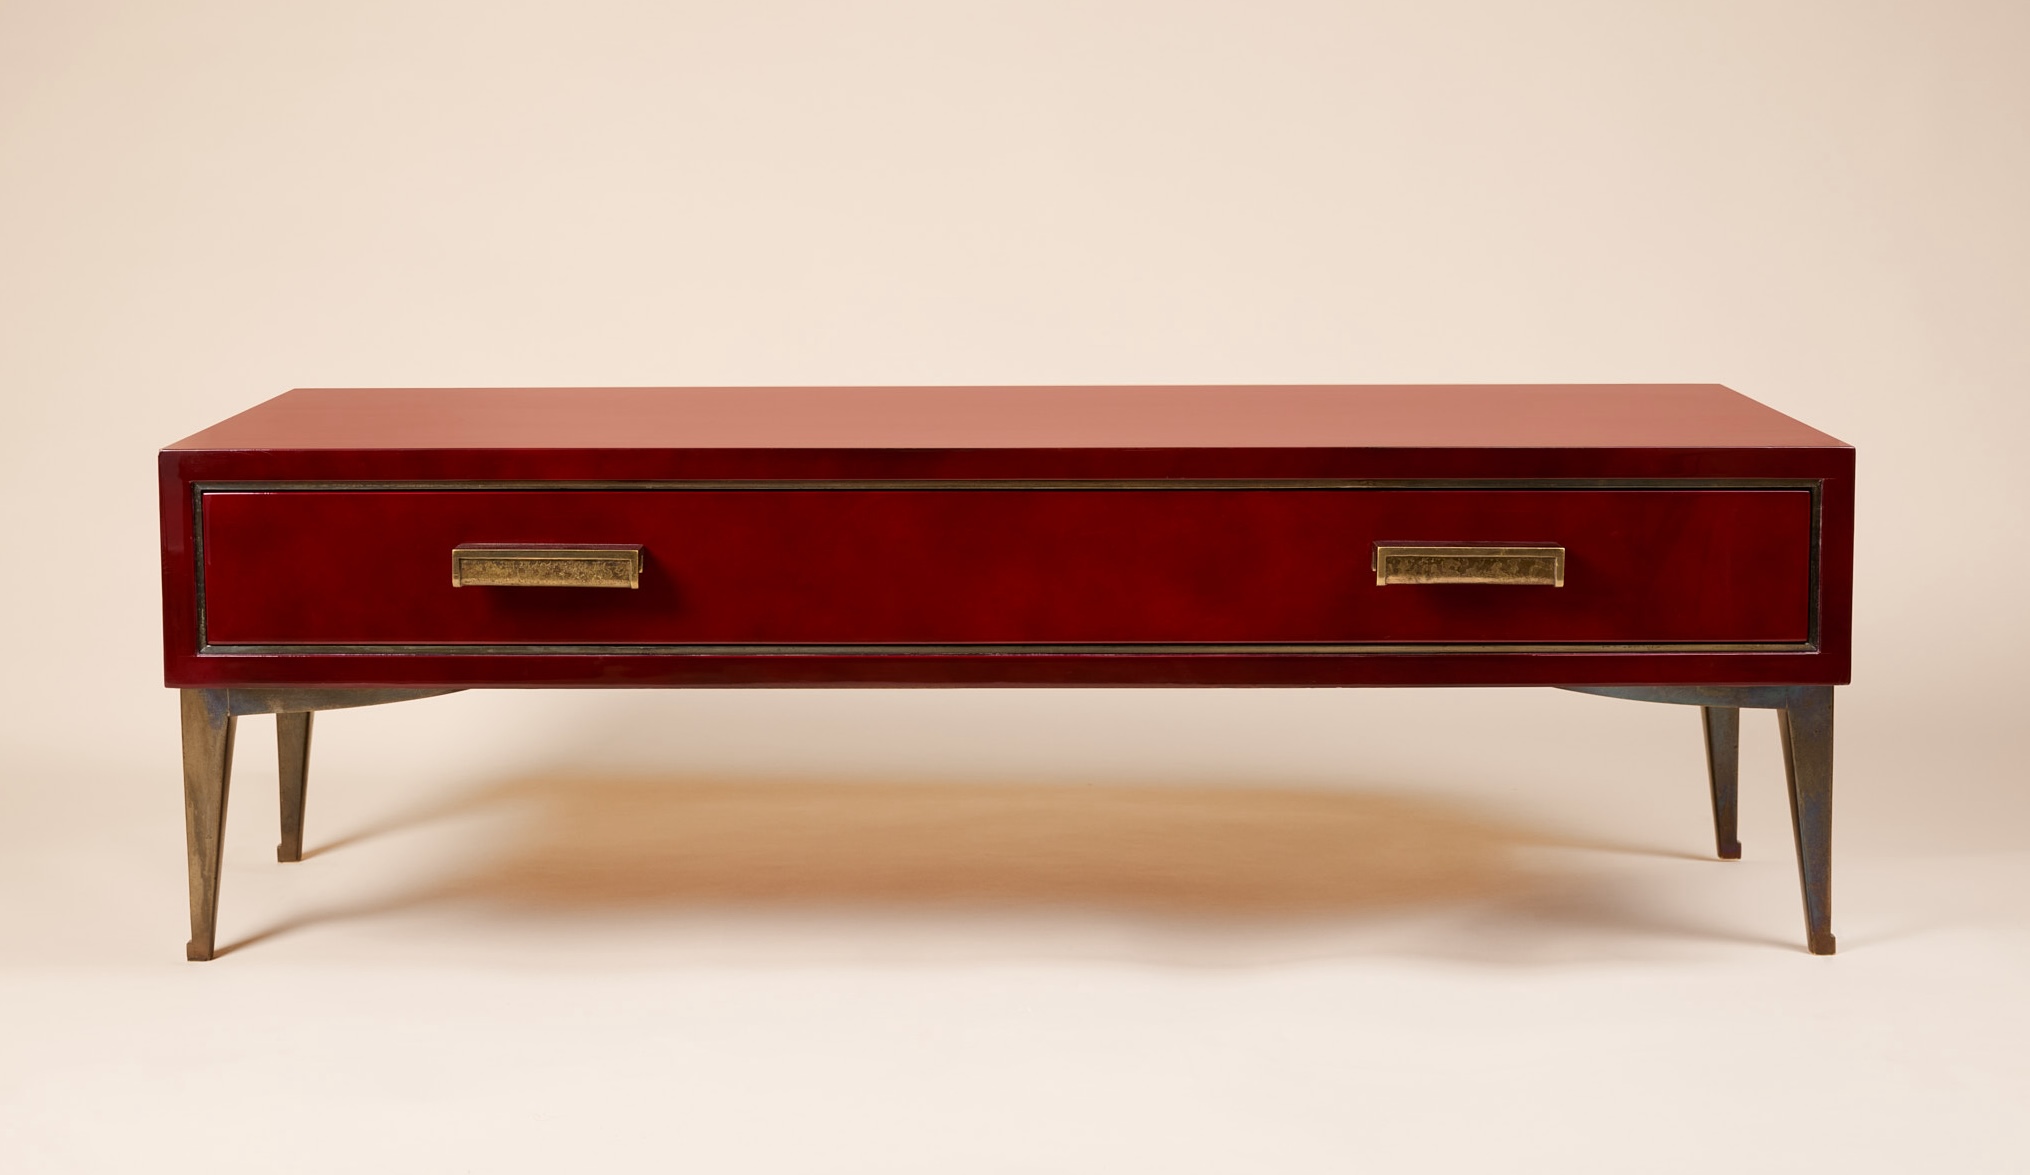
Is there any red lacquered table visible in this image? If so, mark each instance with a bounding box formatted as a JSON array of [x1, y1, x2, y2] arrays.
[[161, 385, 1853, 958]]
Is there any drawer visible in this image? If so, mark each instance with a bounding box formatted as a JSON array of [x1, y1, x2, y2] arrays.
[[198, 487, 1814, 647]]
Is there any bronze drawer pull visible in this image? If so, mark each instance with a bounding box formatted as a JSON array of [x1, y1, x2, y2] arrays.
[[451, 544, 643, 588], [1373, 545, 1565, 587]]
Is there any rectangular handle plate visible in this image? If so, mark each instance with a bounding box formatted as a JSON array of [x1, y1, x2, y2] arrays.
[[1374, 545, 1565, 587], [451, 544, 643, 589]]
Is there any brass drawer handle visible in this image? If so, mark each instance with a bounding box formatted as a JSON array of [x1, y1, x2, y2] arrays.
[[1374, 545, 1565, 587], [451, 544, 643, 588]]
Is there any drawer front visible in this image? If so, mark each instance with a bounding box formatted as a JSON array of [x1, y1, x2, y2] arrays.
[[198, 488, 1814, 647]]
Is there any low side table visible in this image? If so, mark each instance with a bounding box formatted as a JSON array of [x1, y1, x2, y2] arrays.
[[161, 385, 1853, 959]]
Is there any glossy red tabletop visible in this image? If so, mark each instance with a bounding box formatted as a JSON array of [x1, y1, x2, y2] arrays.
[[169, 384, 1846, 452]]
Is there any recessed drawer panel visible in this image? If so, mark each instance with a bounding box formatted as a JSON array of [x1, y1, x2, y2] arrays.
[[198, 488, 1813, 646]]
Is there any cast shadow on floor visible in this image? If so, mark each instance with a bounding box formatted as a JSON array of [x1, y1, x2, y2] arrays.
[[220, 772, 1790, 962]]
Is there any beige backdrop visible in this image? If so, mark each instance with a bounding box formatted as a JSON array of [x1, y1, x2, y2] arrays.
[[2, 2, 2027, 1171]]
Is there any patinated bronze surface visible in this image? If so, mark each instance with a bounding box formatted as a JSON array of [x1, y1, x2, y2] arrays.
[[1563, 685, 1835, 954], [178, 688, 460, 960]]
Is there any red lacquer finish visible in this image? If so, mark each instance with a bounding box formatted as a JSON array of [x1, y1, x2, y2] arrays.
[[200, 488, 1812, 646], [168, 385, 1844, 452], [160, 385, 1854, 688]]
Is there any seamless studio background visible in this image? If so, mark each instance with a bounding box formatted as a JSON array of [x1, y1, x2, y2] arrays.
[[2, 2, 2028, 1171]]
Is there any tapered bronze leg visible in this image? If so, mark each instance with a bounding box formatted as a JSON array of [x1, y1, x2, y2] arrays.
[[276, 711, 314, 863], [1700, 705, 1742, 860], [1563, 684, 1839, 955], [181, 689, 237, 962], [1778, 687, 1836, 955]]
